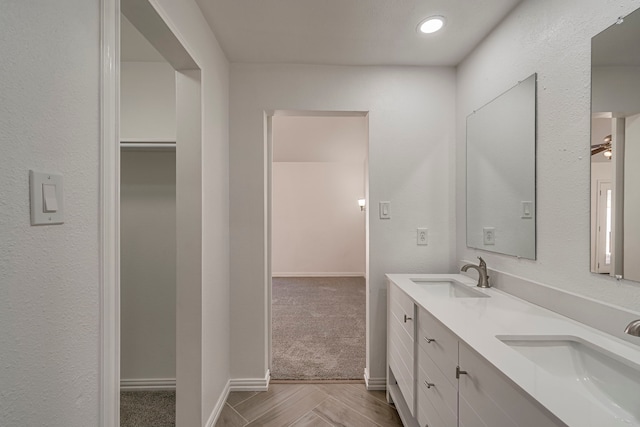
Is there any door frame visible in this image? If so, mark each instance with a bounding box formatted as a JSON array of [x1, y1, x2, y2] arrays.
[[265, 110, 370, 376], [99, 0, 120, 425]]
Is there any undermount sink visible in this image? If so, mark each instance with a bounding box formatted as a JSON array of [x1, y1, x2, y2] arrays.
[[411, 279, 489, 298], [497, 335, 640, 424]]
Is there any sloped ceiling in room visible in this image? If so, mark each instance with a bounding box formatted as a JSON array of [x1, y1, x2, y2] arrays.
[[195, 0, 522, 66]]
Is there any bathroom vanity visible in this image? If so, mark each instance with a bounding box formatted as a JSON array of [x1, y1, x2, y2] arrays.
[[386, 274, 640, 427]]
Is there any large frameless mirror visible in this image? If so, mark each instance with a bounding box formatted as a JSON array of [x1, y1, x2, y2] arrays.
[[466, 73, 537, 259], [591, 7, 640, 282]]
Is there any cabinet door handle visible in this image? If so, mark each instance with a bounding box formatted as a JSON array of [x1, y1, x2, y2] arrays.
[[404, 314, 412, 323], [423, 336, 436, 343], [456, 366, 468, 379], [424, 380, 435, 389]]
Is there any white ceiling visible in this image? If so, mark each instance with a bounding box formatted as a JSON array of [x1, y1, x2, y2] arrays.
[[273, 116, 368, 163], [195, 0, 522, 66]]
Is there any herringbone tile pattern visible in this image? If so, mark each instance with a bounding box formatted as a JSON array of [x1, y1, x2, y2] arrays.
[[215, 383, 402, 427]]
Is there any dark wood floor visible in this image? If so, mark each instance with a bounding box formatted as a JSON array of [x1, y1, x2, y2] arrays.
[[215, 383, 403, 427]]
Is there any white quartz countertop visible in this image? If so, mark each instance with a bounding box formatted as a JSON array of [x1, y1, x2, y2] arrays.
[[386, 273, 640, 427]]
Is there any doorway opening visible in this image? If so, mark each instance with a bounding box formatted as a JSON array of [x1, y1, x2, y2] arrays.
[[268, 112, 369, 381], [115, 1, 202, 426]]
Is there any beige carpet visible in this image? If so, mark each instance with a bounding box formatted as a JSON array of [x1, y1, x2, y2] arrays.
[[120, 390, 175, 426], [271, 277, 366, 380]]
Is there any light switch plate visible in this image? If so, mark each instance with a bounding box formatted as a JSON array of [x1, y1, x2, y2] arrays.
[[29, 170, 64, 225], [379, 201, 391, 219]]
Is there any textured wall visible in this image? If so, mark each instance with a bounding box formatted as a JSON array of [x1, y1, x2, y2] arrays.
[[272, 162, 366, 275], [456, 0, 640, 311], [0, 1, 100, 426], [120, 61, 176, 141], [230, 64, 456, 380]]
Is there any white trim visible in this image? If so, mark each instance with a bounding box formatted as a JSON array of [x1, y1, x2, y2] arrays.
[[205, 380, 232, 427], [100, 0, 120, 426], [120, 378, 176, 391], [364, 368, 386, 391], [229, 370, 271, 392], [272, 272, 365, 278]]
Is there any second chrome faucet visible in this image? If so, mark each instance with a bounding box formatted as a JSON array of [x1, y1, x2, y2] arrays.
[[461, 257, 491, 288]]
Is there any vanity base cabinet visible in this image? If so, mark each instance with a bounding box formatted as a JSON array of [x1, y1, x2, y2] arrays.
[[458, 342, 563, 427], [387, 280, 566, 427]]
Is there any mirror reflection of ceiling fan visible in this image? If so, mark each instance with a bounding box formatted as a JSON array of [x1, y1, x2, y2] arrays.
[[591, 134, 612, 158]]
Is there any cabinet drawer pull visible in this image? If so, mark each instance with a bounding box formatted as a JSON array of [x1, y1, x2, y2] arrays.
[[456, 366, 468, 379], [424, 380, 435, 389], [404, 314, 413, 323], [423, 336, 436, 343]]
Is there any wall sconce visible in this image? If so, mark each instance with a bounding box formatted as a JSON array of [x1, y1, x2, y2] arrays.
[[358, 198, 366, 211]]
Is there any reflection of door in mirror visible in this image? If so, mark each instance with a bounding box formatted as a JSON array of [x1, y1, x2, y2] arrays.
[[590, 118, 613, 274], [594, 181, 612, 274]]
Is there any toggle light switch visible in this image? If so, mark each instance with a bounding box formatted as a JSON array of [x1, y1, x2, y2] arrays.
[[379, 201, 391, 219], [29, 170, 64, 225], [521, 201, 533, 219], [42, 184, 58, 212]]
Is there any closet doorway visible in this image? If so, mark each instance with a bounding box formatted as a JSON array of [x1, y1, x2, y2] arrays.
[[118, 2, 202, 425], [269, 112, 369, 381], [119, 13, 177, 426]]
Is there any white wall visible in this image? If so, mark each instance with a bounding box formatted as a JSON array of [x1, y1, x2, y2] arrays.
[[272, 115, 367, 276], [456, 0, 640, 312], [230, 64, 456, 381], [120, 61, 176, 141], [592, 66, 640, 114], [151, 0, 231, 422], [272, 162, 365, 276], [120, 150, 176, 382], [0, 1, 100, 425]]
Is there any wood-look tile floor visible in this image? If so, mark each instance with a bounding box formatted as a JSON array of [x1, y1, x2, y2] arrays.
[[215, 383, 403, 427]]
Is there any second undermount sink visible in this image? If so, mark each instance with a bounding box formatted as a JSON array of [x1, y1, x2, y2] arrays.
[[411, 278, 489, 298], [497, 335, 640, 424]]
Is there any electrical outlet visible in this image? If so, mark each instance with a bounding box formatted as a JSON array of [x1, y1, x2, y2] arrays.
[[417, 228, 428, 245], [483, 227, 496, 245]]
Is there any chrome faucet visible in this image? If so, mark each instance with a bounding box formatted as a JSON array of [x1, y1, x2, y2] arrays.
[[461, 257, 490, 288], [625, 320, 640, 337]]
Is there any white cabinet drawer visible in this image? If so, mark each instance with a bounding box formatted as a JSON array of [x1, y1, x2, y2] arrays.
[[417, 347, 457, 427], [390, 283, 416, 338], [458, 342, 564, 427], [418, 307, 457, 386]]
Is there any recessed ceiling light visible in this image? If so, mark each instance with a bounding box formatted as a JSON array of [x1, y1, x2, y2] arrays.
[[418, 16, 446, 34]]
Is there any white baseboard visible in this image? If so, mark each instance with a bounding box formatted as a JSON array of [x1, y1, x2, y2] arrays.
[[364, 368, 386, 391], [229, 369, 271, 392], [273, 272, 365, 278], [205, 380, 231, 427], [120, 378, 176, 391]]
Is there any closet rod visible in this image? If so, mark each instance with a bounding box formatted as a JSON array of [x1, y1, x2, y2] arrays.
[[120, 142, 176, 150]]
